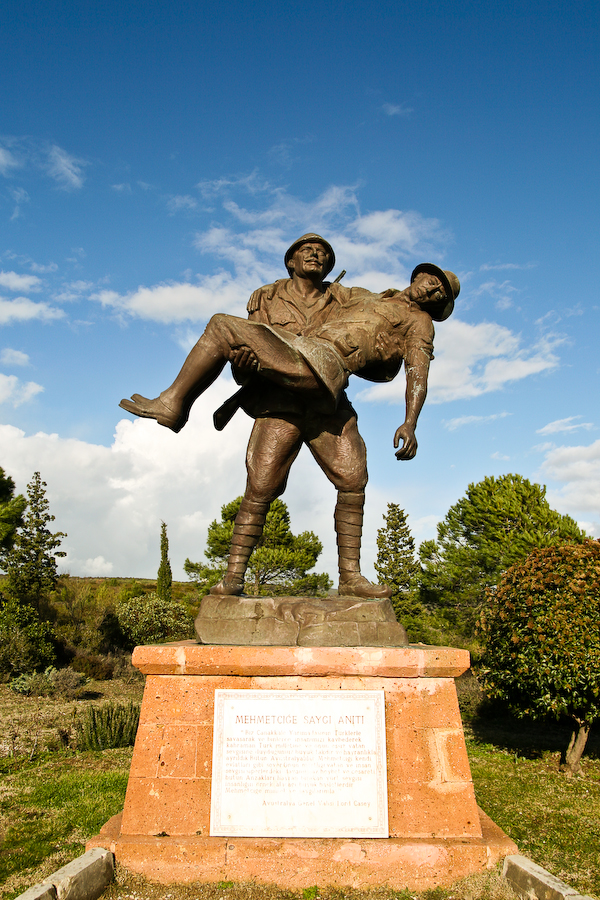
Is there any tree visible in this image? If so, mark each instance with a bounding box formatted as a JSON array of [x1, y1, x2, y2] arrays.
[[419, 474, 586, 633], [375, 504, 422, 624], [479, 541, 600, 775], [0, 466, 26, 566], [4, 472, 67, 609], [156, 521, 172, 603], [185, 496, 332, 596]]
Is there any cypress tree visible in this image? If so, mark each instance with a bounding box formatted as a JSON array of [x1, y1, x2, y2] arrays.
[[156, 521, 173, 602]]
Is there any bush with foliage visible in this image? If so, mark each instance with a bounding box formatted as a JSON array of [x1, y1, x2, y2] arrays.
[[185, 496, 331, 596], [0, 599, 56, 677], [479, 540, 600, 774], [117, 591, 194, 647], [76, 700, 140, 750], [9, 665, 89, 699]]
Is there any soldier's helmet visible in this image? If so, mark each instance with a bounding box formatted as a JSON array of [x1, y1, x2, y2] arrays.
[[284, 233, 336, 278]]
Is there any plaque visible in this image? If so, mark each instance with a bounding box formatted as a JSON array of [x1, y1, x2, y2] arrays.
[[210, 689, 388, 837]]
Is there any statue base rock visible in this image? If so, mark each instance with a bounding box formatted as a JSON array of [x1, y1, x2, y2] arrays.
[[195, 595, 409, 646]]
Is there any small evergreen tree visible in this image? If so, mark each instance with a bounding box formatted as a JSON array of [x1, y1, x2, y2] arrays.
[[0, 466, 26, 568], [185, 496, 331, 596], [375, 504, 423, 629], [4, 472, 67, 609], [156, 521, 172, 603]]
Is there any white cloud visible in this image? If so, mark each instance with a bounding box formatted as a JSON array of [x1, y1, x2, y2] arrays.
[[92, 274, 250, 324], [1, 348, 29, 366], [359, 320, 561, 405], [111, 183, 132, 193], [491, 451, 510, 460], [443, 412, 511, 431], [0, 379, 346, 579], [382, 102, 413, 117], [536, 416, 594, 435], [480, 262, 536, 271], [0, 374, 43, 406], [166, 194, 197, 213], [0, 147, 21, 176], [46, 145, 87, 190], [0, 297, 65, 324], [0, 271, 42, 292], [93, 185, 450, 324], [10, 188, 29, 220], [540, 439, 600, 536]]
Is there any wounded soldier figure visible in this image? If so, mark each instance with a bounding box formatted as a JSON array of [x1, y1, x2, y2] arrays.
[[120, 233, 459, 599]]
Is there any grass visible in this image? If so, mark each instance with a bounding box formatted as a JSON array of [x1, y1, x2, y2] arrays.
[[0, 675, 598, 900]]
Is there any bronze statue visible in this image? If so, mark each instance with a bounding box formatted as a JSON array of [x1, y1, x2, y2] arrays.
[[120, 234, 459, 599]]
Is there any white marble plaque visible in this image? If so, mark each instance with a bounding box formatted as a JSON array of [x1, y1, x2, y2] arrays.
[[210, 689, 388, 837]]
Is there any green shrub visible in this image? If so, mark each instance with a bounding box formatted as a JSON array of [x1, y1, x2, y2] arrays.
[[117, 592, 194, 647], [70, 651, 114, 680], [75, 701, 141, 750], [9, 665, 89, 699], [0, 599, 56, 676]]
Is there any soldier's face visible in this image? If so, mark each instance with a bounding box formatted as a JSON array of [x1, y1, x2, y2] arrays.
[[289, 243, 330, 279], [409, 273, 446, 310]]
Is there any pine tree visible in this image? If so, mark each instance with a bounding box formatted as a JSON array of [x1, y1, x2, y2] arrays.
[[419, 473, 587, 633], [375, 504, 421, 622], [156, 521, 173, 603], [0, 466, 27, 567], [184, 496, 331, 597], [4, 472, 66, 609]]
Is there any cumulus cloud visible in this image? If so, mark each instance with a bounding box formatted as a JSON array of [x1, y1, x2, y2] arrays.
[[536, 416, 594, 435], [359, 320, 561, 405], [0, 297, 65, 324], [443, 412, 511, 431], [0, 271, 42, 292], [0, 375, 43, 406], [91, 184, 450, 323], [46, 145, 87, 190], [1, 348, 29, 366], [540, 439, 600, 536], [0, 379, 347, 579]]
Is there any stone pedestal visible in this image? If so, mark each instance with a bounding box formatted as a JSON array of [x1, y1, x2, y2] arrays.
[[87, 642, 517, 890]]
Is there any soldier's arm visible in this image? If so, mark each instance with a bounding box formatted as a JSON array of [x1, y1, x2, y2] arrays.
[[393, 314, 434, 461], [247, 279, 284, 319]]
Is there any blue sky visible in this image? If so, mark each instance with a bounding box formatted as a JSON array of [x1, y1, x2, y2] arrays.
[[1, 0, 598, 580]]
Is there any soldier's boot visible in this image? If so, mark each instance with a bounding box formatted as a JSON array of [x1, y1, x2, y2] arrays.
[[119, 335, 226, 433], [336, 491, 392, 599], [210, 498, 270, 596]]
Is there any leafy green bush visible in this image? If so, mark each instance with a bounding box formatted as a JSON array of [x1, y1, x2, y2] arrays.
[[0, 599, 56, 676], [75, 701, 140, 750], [479, 540, 600, 774], [9, 665, 89, 699], [116, 591, 194, 647]]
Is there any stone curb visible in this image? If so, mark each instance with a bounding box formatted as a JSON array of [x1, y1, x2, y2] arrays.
[[503, 854, 596, 900], [14, 848, 114, 900]]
